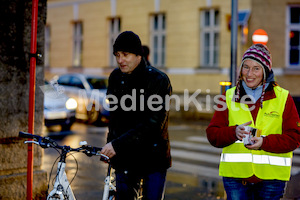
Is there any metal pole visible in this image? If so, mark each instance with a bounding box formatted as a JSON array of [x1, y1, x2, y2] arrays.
[[27, 0, 39, 199], [230, 0, 238, 86]]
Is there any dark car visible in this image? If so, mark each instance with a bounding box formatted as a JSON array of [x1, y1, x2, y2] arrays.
[[41, 81, 77, 131], [52, 73, 109, 125]]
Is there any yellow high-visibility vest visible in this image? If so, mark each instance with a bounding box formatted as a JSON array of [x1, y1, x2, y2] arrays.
[[219, 86, 292, 181]]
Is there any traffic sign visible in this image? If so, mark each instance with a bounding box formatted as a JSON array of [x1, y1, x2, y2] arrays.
[[252, 29, 268, 45]]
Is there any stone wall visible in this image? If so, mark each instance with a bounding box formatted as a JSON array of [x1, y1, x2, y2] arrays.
[[0, 1, 47, 199]]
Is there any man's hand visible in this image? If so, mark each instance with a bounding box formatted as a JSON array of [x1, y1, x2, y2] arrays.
[[245, 136, 263, 150], [235, 121, 252, 141], [100, 142, 116, 158]]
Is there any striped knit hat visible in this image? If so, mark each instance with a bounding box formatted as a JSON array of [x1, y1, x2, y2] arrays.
[[236, 44, 272, 108]]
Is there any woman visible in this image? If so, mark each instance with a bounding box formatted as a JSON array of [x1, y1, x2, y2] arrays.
[[206, 43, 300, 200]]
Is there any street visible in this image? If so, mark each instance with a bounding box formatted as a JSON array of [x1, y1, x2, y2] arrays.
[[42, 120, 300, 200]]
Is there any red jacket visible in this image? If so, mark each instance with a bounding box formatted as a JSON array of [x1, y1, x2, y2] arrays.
[[206, 86, 300, 153]]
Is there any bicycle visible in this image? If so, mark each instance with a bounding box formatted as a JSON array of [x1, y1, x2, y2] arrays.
[[19, 131, 116, 200]]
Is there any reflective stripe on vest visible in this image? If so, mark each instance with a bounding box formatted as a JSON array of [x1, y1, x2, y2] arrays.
[[219, 86, 292, 181], [221, 153, 291, 166]]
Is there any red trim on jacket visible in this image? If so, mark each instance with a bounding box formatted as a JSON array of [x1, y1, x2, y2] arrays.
[[206, 88, 300, 153]]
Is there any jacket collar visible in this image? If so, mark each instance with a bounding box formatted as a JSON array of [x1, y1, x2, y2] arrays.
[[119, 60, 146, 78], [235, 82, 276, 103]]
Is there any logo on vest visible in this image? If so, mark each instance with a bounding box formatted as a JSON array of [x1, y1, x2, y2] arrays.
[[264, 111, 280, 119]]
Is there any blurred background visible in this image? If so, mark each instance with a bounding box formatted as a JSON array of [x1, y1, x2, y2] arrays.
[[45, 0, 300, 110], [1, 0, 300, 199]]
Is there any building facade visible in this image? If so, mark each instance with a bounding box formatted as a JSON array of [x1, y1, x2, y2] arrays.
[[46, 0, 300, 103]]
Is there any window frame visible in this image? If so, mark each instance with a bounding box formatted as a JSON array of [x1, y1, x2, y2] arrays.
[[109, 17, 121, 67], [200, 9, 220, 68], [286, 5, 300, 69], [72, 20, 83, 68], [150, 13, 166, 68]]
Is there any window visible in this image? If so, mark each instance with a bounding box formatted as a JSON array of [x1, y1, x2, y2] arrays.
[[200, 9, 220, 67], [150, 13, 166, 67], [70, 77, 84, 89], [287, 6, 300, 68], [87, 78, 108, 90], [57, 76, 71, 86], [73, 21, 83, 67], [109, 18, 121, 67], [44, 25, 50, 67]]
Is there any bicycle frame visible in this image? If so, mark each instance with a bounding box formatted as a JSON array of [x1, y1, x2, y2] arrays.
[[47, 161, 75, 200], [24, 140, 76, 200], [20, 132, 80, 200], [20, 131, 143, 200]]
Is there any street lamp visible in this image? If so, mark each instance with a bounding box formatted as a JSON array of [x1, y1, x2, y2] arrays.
[[220, 81, 232, 94]]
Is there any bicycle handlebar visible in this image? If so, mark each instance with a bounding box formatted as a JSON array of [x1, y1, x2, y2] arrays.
[[19, 131, 58, 149], [19, 131, 39, 139], [19, 131, 109, 161]]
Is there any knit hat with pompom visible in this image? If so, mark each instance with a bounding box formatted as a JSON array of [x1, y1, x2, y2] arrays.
[[235, 44, 272, 108]]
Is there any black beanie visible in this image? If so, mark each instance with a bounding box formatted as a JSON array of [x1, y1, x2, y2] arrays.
[[113, 31, 143, 56]]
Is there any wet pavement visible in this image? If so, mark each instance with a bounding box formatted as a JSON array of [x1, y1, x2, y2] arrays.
[[42, 120, 300, 200]]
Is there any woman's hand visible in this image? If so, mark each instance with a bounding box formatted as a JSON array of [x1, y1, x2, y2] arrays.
[[245, 136, 263, 150], [235, 121, 252, 141]]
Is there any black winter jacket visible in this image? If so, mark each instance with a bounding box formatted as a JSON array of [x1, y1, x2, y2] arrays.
[[106, 60, 172, 174]]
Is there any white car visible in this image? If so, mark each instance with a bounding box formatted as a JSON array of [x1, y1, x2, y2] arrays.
[[41, 81, 77, 131], [52, 73, 109, 125]]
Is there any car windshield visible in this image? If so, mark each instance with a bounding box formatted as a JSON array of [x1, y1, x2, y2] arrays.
[[86, 77, 108, 90]]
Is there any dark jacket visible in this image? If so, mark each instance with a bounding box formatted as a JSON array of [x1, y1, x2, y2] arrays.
[[106, 60, 172, 174]]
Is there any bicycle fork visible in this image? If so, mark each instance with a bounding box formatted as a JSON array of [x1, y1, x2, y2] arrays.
[[103, 164, 116, 200]]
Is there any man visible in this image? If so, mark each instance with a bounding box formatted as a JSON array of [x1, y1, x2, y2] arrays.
[[101, 31, 172, 200], [142, 45, 151, 66]]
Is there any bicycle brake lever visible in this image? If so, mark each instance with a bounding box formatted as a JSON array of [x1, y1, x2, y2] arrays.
[[79, 141, 87, 146], [100, 154, 110, 162], [24, 141, 39, 145]]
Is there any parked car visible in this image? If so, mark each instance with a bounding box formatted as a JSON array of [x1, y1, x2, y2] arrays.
[[52, 73, 110, 125], [42, 81, 77, 131]]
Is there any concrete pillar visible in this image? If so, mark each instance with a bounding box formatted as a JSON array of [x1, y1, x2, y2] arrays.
[[0, 0, 47, 199]]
